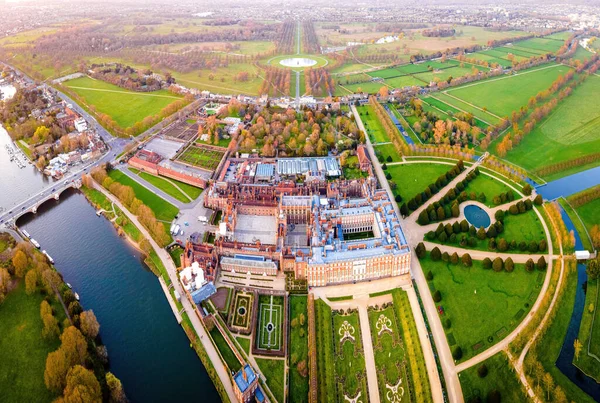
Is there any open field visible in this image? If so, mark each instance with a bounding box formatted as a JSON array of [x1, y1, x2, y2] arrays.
[[462, 173, 516, 207], [574, 279, 600, 382], [575, 198, 600, 233], [0, 282, 65, 402], [386, 162, 453, 202], [441, 63, 572, 118], [289, 296, 309, 403], [209, 327, 242, 373], [107, 170, 179, 221], [255, 358, 285, 403], [176, 144, 225, 171], [174, 64, 264, 95], [501, 208, 546, 243], [422, 254, 542, 362], [150, 40, 275, 55], [63, 76, 182, 129], [255, 294, 284, 351], [356, 105, 391, 143], [373, 144, 402, 163], [459, 351, 525, 402], [502, 75, 600, 178]]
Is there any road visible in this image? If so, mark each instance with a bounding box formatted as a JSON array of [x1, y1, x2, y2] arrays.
[[351, 105, 446, 403], [92, 181, 237, 402]]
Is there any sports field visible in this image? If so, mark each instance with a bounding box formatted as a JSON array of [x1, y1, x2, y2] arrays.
[[176, 144, 225, 171], [64, 76, 183, 129], [231, 291, 253, 330], [255, 294, 284, 351], [503, 75, 600, 177]]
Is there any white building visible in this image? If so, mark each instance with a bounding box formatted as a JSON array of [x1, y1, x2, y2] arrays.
[[74, 118, 87, 133]]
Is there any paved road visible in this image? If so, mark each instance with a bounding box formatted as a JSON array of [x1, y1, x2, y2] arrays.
[[357, 299, 382, 403], [351, 105, 446, 403], [92, 182, 237, 402]]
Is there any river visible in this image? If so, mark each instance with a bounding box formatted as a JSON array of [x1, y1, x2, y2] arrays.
[[0, 127, 219, 402], [536, 166, 600, 201]]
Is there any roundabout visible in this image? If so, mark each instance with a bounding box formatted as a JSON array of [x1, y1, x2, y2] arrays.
[[265, 54, 329, 70], [279, 57, 317, 68]]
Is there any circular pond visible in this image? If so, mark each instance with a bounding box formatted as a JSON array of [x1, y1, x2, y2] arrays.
[[464, 205, 491, 229], [279, 57, 318, 67]]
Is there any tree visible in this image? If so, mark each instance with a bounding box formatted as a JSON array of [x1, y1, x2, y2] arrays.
[[497, 238, 508, 252], [44, 349, 70, 393], [544, 372, 554, 401], [444, 318, 451, 329], [494, 210, 504, 222], [62, 365, 102, 403], [482, 257, 492, 270], [534, 194, 543, 205], [526, 258, 535, 272], [106, 372, 127, 403], [415, 242, 427, 259], [492, 257, 503, 272], [537, 256, 547, 271], [426, 270, 433, 281], [462, 253, 472, 267], [60, 326, 88, 367], [431, 247, 442, 261], [487, 390, 501, 403], [452, 346, 462, 360], [477, 364, 488, 378], [433, 290, 442, 302], [25, 269, 38, 295], [523, 184, 532, 196], [574, 338, 583, 361], [12, 250, 28, 278], [505, 257, 514, 272], [476, 227, 486, 240], [451, 252, 459, 265], [418, 210, 430, 225], [80, 310, 100, 339]]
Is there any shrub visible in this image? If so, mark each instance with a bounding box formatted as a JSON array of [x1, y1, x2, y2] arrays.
[[483, 257, 492, 269], [439, 232, 448, 243], [528, 241, 539, 253], [477, 227, 487, 240], [426, 231, 436, 241], [382, 163, 388, 170], [395, 194, 402, 203], [386, 155, 392, 163], [431, 247, 442, 261], [385, 172, 392, 180], [492, 257, 503, 272], [534, 194, 543, 205], [509, 205, 519, 215], [451, 252, 459, 265], [486, 225, 497, 238], [444, 318, 451, 329], [523, 184, 532, 196], [487, 390, 501, 403], [537, 256, 547, 271], [462, 253, 473, 267], [497, 238, 508, 252], [426, 270, 433, 281], [452, 346, 463, 360], [433, 290, 442, 302], [538, 239, 547, 252], [418, 210, 430, 225], [505, 257, 514, 272], [442, 252, 450, 262], [525, 258, 535, 272], [477, 364, 488, 378], [416, 242, 427, 259]]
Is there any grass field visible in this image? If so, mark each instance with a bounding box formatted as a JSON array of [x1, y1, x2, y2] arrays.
[[209, 327, 242, 373], [386, 162, 454, 202], [373, 144, 402, 163], [502, 208, 547, 244], [502, 75, 600, 178], [231, 291, 253, 330], [174, 63, 264, 95], [368, 306, 409, 402], [575, 198, 600, 234], [356, 105, 391, 143], [574, 279, 600, 382], [459, 351, 526, 402], [108, 170, 179, 221], [289, 296, 309, 403], [64, 76, 183, 129], [255, 358, 285, 403], [0, 282, 65, 402], [235, 337, 251, 354], [255, 294, 284, 351], [315, 299, 336, 403], [441, 64, 571, 118], [130, 169, 200, 202], [422, 254, 542, 362], [463, 172, 517, 207], [177, 144, 225, 171]]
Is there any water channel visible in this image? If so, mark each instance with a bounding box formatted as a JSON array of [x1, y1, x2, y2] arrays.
[[0, 128, 219, 402], [555, 208, 600, 401], [536, 165, 600, 200]]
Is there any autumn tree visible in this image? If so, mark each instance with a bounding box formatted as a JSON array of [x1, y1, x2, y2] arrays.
[[60, 326, 88, 367], [62, 365, 102, 403], [44, 349, 70, 393], [80, 310, 100, 339], [106, 372, 127, 403], [25, 269, 38, 295], [12, 249, 28, 278]]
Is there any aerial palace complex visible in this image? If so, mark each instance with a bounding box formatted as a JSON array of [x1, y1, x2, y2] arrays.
[[183, 155, 410, 288]]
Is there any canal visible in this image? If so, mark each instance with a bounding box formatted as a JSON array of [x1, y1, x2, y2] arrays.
[[1, 127, 219, 402]]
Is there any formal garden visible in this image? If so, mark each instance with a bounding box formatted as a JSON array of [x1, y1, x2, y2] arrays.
[[254, 294, 285, 354], [229, 290, 254, 333]]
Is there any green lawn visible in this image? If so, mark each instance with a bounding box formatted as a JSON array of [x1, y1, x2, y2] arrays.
[[255, 358, 285, 403], [108, 169, 179, 221], [502, 75, 600, 178], [574, 279, 600, 381], [502, 209, 546, 244], [443, 63, 571, 118], [0, 282, 65, 402], [343, 155, 368, 180], [315, 299, 336, 403], [386, 162, 454, 202], [133, 169, 202, 203], [332, 311, 367, 399], [463, 172, 517, 207], [235, 337, 250, 355], [459, 351, 526, 402], [209, 327, 241, 373], [168, 247, 184, 267], [422, 254, 542, 362], [289, 296, 309, 403], [357, 105, 391, 143], [575, 198, 600, 234], [64, 76, 183, 129], [373, 144, 402, 163], [368, 306, 406, 402]]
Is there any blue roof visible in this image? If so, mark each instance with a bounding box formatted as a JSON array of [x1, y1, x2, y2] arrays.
[[191, 282, 217, 304], [234, 364, 257, 393], [256, 164, 274, 178], [255, 387, 265, 402]]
